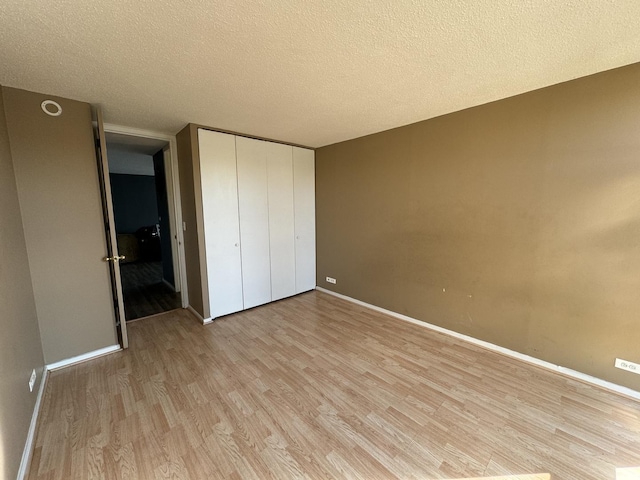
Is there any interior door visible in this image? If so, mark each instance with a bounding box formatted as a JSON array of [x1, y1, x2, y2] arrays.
[[94, 107, 128, 348]]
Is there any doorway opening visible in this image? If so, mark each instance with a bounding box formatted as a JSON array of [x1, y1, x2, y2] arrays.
[[105, 131, 183, 321]]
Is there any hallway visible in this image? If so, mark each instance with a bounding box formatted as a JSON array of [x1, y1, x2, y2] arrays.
[[120, 261, 181, 320]]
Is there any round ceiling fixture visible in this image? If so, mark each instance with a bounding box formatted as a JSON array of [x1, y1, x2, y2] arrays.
[[41, 100, 62, 117]]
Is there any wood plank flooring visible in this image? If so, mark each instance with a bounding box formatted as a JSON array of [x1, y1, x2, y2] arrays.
[[120, 261, 182, 320], [27, 291, 640, 479]]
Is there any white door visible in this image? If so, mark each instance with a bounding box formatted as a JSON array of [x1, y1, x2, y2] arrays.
[[236, 136, 272, 309], [198, 129, 244, 318], [94, 107, 128, 348], [293, 147, 316, 293], [267, 142, 296, 300]]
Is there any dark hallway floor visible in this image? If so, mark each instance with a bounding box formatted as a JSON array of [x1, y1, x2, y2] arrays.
[[119, 261, 181, 320]]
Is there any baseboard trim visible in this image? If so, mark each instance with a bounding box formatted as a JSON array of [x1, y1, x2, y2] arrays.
[[46, 345, 121, 372], [17, 367, 48, 480], [315, 286, 640, 401], [187, 305, 213, 325]]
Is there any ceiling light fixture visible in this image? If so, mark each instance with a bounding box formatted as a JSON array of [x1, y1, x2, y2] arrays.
[[41, 99, 62, 117]]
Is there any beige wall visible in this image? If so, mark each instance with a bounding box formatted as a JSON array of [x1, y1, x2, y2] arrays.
[[176, 125, 207, 318], [0, 88, 45, 480], [316, 63, 640, 391], [3, 87, 117, 364]]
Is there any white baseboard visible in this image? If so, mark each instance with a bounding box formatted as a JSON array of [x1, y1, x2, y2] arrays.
[[46, 345, 121, 371], [20, 346, 121, 476], [17, 366, 48, 480], [187, 305, 213, 325], [315, 287, 640, 401]]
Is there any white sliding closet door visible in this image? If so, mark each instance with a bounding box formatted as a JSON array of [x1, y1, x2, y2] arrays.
[[267, 142, 296, 300], [198, 129, 244, 318], [236, 136, 272, 309], [293, 147, 316, 293]]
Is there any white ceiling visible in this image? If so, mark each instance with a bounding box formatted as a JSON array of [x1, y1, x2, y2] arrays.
[[1, 1, 640, 148]]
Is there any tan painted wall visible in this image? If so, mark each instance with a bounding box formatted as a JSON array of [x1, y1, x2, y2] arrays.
[[176, 125, 207, 318], [316, 63, 640, 391], [3, 87, 117, 364], [0, 88, 45, 480]]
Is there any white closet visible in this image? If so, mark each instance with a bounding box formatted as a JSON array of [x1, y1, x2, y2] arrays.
[[199, 131, 244, 319], [236, 136, 272, 309], [267, 142, 296, 301], [198, 129, 315, 318]]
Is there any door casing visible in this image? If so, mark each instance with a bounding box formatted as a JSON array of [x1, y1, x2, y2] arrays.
[[100, 122, 189, 335]]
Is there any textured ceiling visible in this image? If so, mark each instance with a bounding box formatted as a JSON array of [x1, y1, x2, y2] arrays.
[[1, 1, 640, 148]]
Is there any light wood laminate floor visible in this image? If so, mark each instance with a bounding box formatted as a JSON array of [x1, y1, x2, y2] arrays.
[[28, 291, 640, 479]]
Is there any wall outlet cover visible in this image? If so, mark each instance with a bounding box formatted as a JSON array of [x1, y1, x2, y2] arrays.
[[29, 369, 37, 392], [326, 276, 337, 284], [615, 358, 640, 375]]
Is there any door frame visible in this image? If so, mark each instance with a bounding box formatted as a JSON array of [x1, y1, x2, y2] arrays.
[[162, 146, 182, 293], [103, 123, 189, 309]]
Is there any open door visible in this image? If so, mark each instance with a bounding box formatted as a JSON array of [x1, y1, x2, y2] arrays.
[[94, 107, 128, 348]]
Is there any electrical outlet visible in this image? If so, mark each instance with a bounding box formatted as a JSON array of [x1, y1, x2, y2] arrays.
[[615, 358, 640, 375], [29, 369, 36, 392], [326, 276, 336, 284]]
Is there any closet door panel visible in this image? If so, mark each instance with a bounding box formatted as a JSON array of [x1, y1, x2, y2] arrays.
[[198, 129, 244, 318], [293, 147, 316, 293], [236, 136, 272, 309], [267, 143, 296, 300]]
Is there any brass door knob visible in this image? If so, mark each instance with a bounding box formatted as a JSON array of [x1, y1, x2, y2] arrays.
[[103, 255, 126, 262]]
